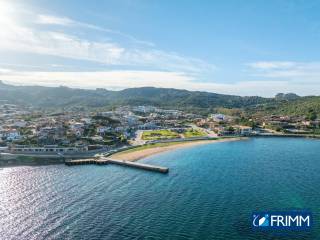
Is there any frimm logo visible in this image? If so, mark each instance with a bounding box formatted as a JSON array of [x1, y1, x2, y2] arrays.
[[252, 211, 312, 231]]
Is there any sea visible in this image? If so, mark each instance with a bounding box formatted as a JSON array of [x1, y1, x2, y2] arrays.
[[0, 137, 319, 240]]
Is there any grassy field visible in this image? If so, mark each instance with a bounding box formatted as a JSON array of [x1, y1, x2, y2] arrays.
[[183, 129, 207, 138], [142, 129, 180, 140], [141, 129, 208, 141]]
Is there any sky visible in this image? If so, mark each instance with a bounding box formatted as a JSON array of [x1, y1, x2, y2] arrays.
[[0, 0, 320, 96]]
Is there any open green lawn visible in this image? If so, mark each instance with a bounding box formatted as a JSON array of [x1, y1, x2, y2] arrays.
[[183, 129, 207, 138], [142, 129, 180, 140]]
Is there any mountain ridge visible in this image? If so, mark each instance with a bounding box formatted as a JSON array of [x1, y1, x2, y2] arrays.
[[0, 81, 319, 117]]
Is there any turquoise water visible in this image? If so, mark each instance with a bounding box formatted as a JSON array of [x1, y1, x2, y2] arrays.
[[0, 137, 319, 240]]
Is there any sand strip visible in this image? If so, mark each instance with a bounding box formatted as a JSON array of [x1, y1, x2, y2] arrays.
[[111, 138, 245, 162]]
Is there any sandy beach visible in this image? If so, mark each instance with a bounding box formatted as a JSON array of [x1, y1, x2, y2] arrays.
[[111, 138, 245, 162]]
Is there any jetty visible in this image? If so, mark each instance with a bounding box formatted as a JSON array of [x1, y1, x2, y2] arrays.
[[65, 157, 169, 174]]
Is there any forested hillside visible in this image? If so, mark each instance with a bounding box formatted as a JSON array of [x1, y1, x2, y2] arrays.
[[1, 81, 319, 117]]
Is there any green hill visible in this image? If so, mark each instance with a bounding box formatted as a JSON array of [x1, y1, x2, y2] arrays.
[[259, 96, 320, 117], [0, 80, 319, 117]]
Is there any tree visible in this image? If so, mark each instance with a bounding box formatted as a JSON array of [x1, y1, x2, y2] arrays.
[[307, 109, 317, 121], [227, 126, 235, 133]]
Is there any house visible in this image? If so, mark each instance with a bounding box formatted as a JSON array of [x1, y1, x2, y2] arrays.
[[115, 126, 125, 132], [301, 121, 311, 126], [216, 126, 233, 136], [138, 122, 158, 130], [0, 146, 8, 152], [38, 127, 57, 137], [90, 136, 104, 142], [209, 122, 219, 131], [4, 129, 21, 141], [80, 118, 92, 124], [13, 121, 27, 128], [70, 128, 84, 137], [311, 120, 320, 128], [124, 115, 139, 126], [97, 126, 112, 134], [133, 106, 156, 113], [196, 119, 207, 127], [238, 126, 253, 136], [70, 122, 84, 130], [210, 114, 226, 122]]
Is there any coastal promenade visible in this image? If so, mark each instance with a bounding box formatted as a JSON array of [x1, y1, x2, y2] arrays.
[[255, 133, 320, 138], [65, 157, 169, 174]]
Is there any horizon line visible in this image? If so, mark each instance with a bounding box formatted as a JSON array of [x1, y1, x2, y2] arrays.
[[0, 79, 315, 98]]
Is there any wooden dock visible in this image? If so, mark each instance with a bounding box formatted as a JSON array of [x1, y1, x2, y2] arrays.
[[65, 157, 169, 174]]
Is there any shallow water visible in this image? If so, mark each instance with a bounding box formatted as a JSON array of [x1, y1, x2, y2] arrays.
[[0, 137, 319, 239]]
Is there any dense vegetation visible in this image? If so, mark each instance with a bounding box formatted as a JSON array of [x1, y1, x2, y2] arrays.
[[1, 81, 319, 118], [249, 96, 320, 117]]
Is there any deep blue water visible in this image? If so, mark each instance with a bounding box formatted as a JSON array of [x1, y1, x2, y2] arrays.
[[0, 137, 319, 240]]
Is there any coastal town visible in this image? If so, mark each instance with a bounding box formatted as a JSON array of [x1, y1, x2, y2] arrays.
[[1, 1, 320, 239], [0, 102, 319, 160]]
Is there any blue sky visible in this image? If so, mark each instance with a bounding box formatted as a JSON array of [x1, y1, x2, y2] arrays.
[[0, 0, 320, 96]]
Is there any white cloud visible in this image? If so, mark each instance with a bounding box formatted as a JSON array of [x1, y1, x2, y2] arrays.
[[1, 3, 319, 97], [1, 70, 319, 96], [0, 70, 194, 89], [0, 25, 214, 73], [247, 61, 296, 70], [0, 68, 12, 73], [36, 14, 74, 26], [247, 61, 320, 81], [0, 5, 215, 74], [35, 14, 156, 47]]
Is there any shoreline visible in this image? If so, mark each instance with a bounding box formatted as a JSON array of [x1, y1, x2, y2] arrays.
[[110, 137, 246, 162], [2, 135, 318, 168]]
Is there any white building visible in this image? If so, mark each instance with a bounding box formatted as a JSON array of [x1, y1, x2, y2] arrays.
[[4, 129, 21, 141], [125, 115, 139, 126], [97, 126, 112, 134], [210, 114, 226, 122], [9, 145, 88, 154], [238, 126, 253, 136], [13, 121, 27, 128], [70, 122, 84, 130], [81, 118, 92, 124], [138, 122, 158, 130], [133, 106, 156, 113]]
